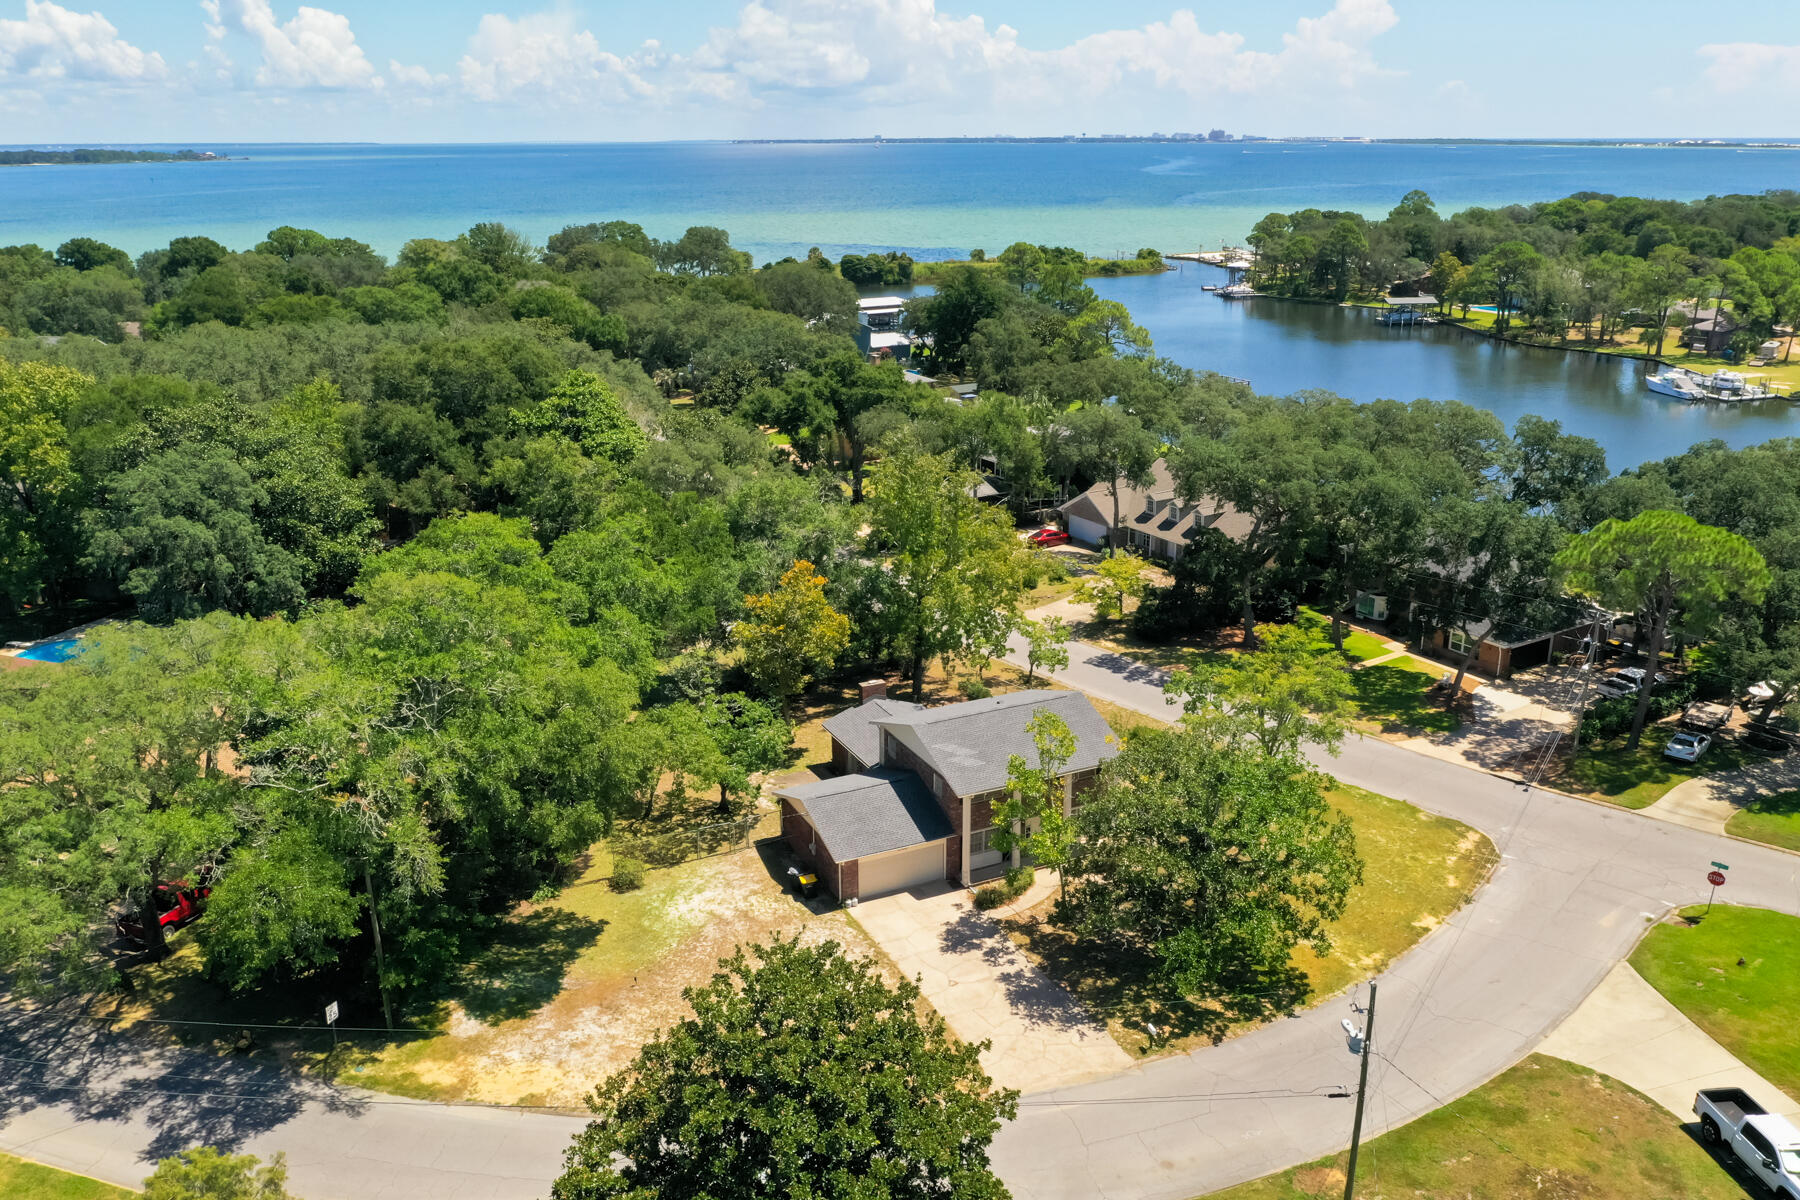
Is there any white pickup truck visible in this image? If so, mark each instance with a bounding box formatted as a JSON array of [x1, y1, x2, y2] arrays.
[[1696, 1088, 1800, 1198]]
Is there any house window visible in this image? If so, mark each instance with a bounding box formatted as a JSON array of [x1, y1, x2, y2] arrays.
[[968, 827, 995, 855], [1447, 629, 1473, 655]]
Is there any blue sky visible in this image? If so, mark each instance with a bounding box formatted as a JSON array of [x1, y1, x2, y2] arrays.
[[3, 0, 1797, 143]]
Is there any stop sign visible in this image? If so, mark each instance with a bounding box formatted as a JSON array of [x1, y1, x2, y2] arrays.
[[1707, 870, 1727, 887]]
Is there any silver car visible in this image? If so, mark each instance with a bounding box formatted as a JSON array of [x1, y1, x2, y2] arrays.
[[1664, 731, 1712, 762]]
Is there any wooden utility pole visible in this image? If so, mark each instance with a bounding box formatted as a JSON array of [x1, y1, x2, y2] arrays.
[[1343, 981, 1378, 1200]]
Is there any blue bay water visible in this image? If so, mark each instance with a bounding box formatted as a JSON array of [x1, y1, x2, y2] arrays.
[[8, 139, 1800, 464], [1089, 268, 1795, 471], [4, 140, 1800, 262]]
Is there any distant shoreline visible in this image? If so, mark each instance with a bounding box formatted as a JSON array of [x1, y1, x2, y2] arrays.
[[0, 149, 224, 167]]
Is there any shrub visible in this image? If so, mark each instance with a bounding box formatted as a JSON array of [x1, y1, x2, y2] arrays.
[[959, 677, 992, 700], [1579, 696, 1636, 743], [609, 856, 647, 892], [973, 866, 1034, 910], [973, 885, 1010, 910]]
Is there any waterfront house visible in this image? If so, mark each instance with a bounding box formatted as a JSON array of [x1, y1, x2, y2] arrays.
[[1058, 457, 1253, 560], [855, 295, 924, 363], [777, 684, 1117, 901], [1685, 306, 1740, 356]]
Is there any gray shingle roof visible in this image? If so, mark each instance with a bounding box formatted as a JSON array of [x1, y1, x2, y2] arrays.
[[822, 696, 923, 767], [1059, 458, 1254, 549], [778, 769, 953, 860], [875, 690, 1119, 798]]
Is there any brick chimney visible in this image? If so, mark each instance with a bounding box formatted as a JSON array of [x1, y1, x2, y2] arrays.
[[859, 679, 887, 702]]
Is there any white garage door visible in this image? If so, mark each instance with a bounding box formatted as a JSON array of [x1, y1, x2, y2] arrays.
[[1066, 515, 1108, 547], [857, 841, 947, 899]]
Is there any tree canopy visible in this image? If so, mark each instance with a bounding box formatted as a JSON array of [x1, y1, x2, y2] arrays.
[[552, 936, 1018, 1200]]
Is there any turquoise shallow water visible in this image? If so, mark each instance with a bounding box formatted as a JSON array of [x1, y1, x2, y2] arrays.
[[3, 140, 1798, 261]]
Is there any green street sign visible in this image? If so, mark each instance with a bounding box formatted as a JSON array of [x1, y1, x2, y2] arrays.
[[1711, 861, 1730, 871]]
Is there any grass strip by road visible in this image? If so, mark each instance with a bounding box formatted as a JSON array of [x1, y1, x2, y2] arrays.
[[1558, 739, 1748, 809], [0, 1153, 133, 1200], [1003, 783, 1496, 1057], [1724, 789, 1800, 853], [1201, 1054, 1750, 1200], [1630, 905, 1800, 1101]]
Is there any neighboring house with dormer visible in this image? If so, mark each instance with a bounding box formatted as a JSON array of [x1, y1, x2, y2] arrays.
[[777, 684, 1119, 902], [1058, 457, 1254, 560]]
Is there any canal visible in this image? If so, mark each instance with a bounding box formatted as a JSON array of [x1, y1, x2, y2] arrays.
[[1087, 264, 1799, 471]]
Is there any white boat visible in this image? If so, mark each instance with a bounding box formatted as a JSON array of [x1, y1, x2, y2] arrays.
[[1645, 370, 1706, 400], [1217, 283, 1257, 299], [1708, 369, 1748, 393]]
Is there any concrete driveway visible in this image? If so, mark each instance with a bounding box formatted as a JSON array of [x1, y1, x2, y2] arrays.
[[852, 883, 1132, 1094]]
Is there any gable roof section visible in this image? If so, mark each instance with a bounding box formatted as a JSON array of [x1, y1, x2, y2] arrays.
[[778, 769, 953, 860], [1059, 458, 1251, 548], [823, 696, 924, 766], [874, 690, 1118, 797]]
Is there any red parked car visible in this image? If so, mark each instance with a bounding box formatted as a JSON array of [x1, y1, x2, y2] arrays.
[[1025, 527, 1072, 547], [116, 880, 211, 946]]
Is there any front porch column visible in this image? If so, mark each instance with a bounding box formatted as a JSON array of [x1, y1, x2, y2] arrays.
[[960, 793, 971, 886]]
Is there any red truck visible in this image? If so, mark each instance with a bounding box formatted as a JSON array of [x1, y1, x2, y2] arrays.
[[116, 880, 211, 946]]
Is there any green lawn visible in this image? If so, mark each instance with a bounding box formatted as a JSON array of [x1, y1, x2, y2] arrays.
[[1340, 628, 1392, 662], [1294, 607, 1390, 663], [1630, 906, 1800, 1101], [1559, 738, 1747, 809], [1348, 654, 1461, 735], [1203, 1054, 1750, 1200], [1724, 790, 1800, 853], [0, 1154, 133, 1200], [1004, 782, 1495, 1057]]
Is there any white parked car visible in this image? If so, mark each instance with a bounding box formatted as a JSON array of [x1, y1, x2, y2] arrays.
[[1665, 731, 1713, 762], [1615, 666, 1671, 688]]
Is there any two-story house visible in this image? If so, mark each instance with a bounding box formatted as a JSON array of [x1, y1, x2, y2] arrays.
[[777, 685, 1119, 902], [1058, 458, 1253, 561]]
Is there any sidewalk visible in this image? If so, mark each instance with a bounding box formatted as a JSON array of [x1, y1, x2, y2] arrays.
[[1538, 960, 1800, 1120]]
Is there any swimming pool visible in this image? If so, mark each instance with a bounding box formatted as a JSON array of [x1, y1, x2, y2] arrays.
[[14, 638, 85, 662]]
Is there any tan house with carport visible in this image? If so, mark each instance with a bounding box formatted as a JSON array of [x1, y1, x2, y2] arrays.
[[778, 686, 1119, 902], [1058, 457, 1254, 560]]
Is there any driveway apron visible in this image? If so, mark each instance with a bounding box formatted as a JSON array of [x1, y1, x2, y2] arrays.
[[852, 883, 1132, 1094]]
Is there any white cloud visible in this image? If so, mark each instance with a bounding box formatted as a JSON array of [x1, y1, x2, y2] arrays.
[[206, 0, 382, 89], [0, 1, 166, 83], [1698, 41, 1800, 93], [388, 59, 446, 90], [446, 0, 1400, 122], [456, 10, 652, 102], [675, 0, 1398, 113]]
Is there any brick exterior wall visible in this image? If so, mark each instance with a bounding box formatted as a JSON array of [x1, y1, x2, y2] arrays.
[[969, 793, 995, 833], [781, 799, 813, 861], [839, 858, 860, 901], [944, 835, 961, 882], [830, 737, 853, 775]]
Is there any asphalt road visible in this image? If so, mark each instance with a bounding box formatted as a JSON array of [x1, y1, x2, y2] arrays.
[[0, 1000, 586, 1199], [989, 634, 1800, 1200], [3, 635, 1797, 1200]]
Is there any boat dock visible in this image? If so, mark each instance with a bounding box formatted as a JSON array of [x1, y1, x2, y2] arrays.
[[1645, 365, 1794, 403]]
